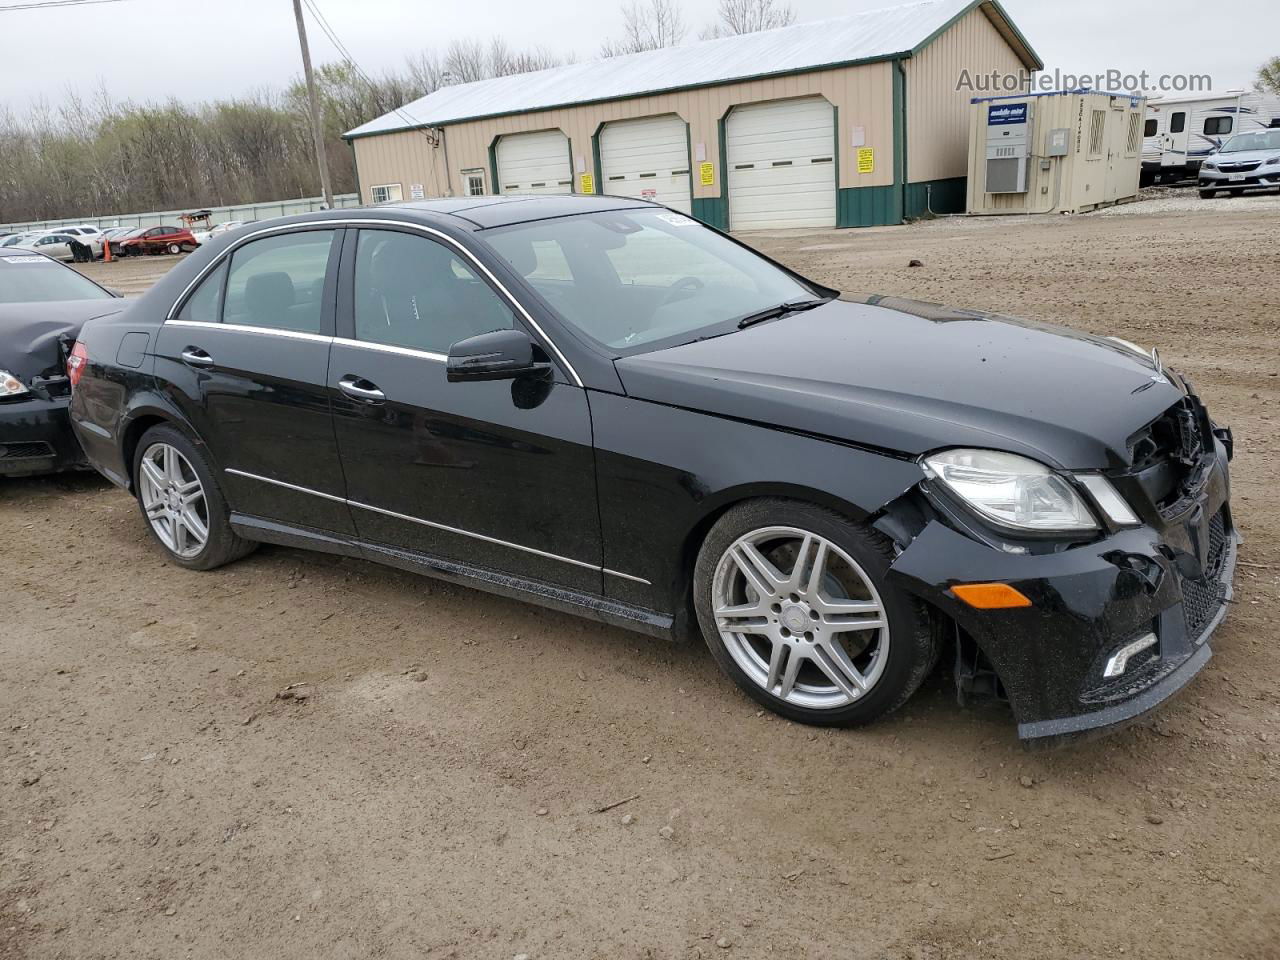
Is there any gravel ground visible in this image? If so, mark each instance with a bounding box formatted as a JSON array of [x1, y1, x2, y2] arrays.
[[1093, 184, 1280, 216], [3, 207, 1278, 960]]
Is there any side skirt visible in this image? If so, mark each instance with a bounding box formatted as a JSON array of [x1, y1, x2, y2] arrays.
[[230, 514, 676, 641]]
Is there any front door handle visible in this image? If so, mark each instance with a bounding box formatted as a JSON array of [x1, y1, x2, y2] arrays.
[[181, 347, 214, 368], [338, 376, 386, 403]]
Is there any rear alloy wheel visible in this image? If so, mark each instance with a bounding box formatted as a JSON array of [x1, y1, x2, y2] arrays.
[[138, 442, 209, 559], [133, 424, 256, 570], [694, 499, 938, 726], [167, 242, 182, 255]]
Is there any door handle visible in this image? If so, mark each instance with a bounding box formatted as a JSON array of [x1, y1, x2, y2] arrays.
[[181, 347, 214, 368], [338, 376, 386, 403]]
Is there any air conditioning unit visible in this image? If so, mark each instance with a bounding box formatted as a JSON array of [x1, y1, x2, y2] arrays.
[[984, 101, 1033, 194]]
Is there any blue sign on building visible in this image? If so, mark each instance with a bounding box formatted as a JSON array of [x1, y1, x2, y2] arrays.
[[988, 103, 1028, 126]]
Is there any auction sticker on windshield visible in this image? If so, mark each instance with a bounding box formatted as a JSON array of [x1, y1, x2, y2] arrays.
[[657, 213, 697, 227], [3, 256, 47, 263]]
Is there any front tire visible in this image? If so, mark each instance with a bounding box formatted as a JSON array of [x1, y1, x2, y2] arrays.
[[1199, 189, 1216, 199], [693, 498, 938, 727], [132, 424, 256, 571]]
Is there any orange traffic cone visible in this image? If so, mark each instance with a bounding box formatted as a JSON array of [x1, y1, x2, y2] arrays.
[[103, 238, 112, 262]]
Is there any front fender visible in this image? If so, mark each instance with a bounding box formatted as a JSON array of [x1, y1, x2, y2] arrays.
[[588, 390, 923, 615]]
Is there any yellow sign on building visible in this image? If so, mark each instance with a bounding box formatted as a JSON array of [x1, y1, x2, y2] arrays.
[[579, 173, 595, 194], [699, 162, 715, 186], [856, 147, 875, 174]]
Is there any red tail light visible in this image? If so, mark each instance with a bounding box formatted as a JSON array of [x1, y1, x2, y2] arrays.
[[67, 341, 89, 388]]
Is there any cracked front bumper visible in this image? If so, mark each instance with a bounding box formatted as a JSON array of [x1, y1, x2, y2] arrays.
[[888, 443, 1236, 746]]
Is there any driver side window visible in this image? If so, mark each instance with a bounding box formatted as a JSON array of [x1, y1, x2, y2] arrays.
[[352, 229, 514, 355]]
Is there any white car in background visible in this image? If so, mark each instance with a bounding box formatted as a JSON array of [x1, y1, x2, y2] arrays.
[[191, 220, 248, 245], [8, 231, 104, 261]]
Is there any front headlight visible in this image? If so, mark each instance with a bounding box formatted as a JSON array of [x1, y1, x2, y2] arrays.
[[1202, 161, 1217, 170], [922, 449, 1097, 533], [1265, 157, 1280, 166], [0, 369, 30, 398]]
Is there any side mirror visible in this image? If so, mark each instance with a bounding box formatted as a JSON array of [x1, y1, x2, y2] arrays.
[[446, 329, 551, 383]]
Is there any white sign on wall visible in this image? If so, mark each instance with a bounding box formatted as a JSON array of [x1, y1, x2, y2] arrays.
[[410, 183, 425, 199]]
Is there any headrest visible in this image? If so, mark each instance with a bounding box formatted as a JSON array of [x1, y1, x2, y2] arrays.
[[245, 271, 294, 325]]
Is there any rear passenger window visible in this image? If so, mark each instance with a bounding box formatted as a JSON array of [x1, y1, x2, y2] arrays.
[[178, 260, 228, 324], [353, 229, 513, 355], [223, 231, 334, 333]]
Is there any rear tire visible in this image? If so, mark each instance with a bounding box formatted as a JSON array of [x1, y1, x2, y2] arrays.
[[693, 498, 938, 728], [132, 424, 256, 571], [167, 243, 181, 255]]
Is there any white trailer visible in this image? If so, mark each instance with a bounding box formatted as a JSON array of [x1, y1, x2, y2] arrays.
[[1141, 92, 1280, 184]]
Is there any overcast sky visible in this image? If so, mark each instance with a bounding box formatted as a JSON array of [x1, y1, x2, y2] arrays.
[[1, 0, 1275, 117]]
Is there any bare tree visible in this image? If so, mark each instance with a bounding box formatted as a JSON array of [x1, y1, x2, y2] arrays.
[[1256, 56, 1280, 95], [701, 0, 795, 39], [601, 0, 687, 57]]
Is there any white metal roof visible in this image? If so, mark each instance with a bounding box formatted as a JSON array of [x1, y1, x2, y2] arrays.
[[346, 0, 1032, 139]]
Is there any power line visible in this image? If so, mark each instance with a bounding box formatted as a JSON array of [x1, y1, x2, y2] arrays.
[[300, 0, 440, 147], [0, 0, 128, 11]]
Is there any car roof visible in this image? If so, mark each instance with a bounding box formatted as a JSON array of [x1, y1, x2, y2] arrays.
[[379, 194, 659, 228]]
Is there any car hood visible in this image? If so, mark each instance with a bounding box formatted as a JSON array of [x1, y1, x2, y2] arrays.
[[613, 296, 1185, 470], [0, 299, 125, 382], [1208, 149, 1278, 165]]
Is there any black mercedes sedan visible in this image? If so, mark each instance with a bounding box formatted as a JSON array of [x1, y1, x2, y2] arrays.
[[0, 251, 124, 477], [67, 197, 1237, 745]]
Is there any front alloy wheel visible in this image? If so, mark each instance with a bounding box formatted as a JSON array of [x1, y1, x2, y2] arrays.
[[138, 442, 209, 559], [712, 526, 889, 708], [694, 499, 938, 727]]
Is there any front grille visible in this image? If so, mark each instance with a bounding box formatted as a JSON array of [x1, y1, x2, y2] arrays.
[[1181, 509, 1229, 642], [1128, 397, 1215, 518], [1217, 161, 1261, 172], [0, 441, 55, 460]]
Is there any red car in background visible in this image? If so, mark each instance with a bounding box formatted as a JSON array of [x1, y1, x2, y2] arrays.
[[117, 225, 198, 256]]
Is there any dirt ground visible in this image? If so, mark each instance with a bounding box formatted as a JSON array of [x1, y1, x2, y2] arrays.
[[3, 198, 1278, 960]]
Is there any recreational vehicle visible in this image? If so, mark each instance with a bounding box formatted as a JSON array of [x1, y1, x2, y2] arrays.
[[1141, 93, 1280, 184]]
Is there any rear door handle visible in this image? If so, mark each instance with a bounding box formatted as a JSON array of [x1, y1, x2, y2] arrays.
[[338, 376, 386, 403], [181, 347, 214, 368]]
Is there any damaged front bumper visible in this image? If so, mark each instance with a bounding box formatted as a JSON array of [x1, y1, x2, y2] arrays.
[[0, 394, 88, 477], [887, 437, 1236, 747]]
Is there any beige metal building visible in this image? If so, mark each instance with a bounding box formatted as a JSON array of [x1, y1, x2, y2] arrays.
[[966, 90, 1146, 215], [343, 0, 1040, 230]]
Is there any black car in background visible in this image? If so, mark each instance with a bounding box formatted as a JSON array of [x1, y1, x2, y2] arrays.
[[0, 251, 124, 477], [68, 197, 1237, 745]]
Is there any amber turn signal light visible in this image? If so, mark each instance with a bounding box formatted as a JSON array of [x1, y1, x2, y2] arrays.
[[950, 582, 1032, 609]]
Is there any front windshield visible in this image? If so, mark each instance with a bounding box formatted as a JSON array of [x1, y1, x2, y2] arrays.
[[482, 209, 823, 353], [0, 257, 113, 303], [1220, 130, 1280, 153]]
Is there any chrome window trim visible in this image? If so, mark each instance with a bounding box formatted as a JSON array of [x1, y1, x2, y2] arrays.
[[224, 467, 651, 586], [167, 318, 334, 345], [331, 337, 447, 363], [165, 217, 583, 387]]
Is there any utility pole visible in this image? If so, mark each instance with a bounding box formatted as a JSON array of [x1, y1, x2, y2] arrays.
[[292, 0, 334, 208]]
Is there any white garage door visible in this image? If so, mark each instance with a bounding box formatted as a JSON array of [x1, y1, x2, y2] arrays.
[[726, 97, 836, 230], [599, 115, 692, 214], [496, 130, 572, 196]]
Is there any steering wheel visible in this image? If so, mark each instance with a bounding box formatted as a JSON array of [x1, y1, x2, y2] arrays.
[[659, 275, 705, 306]]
